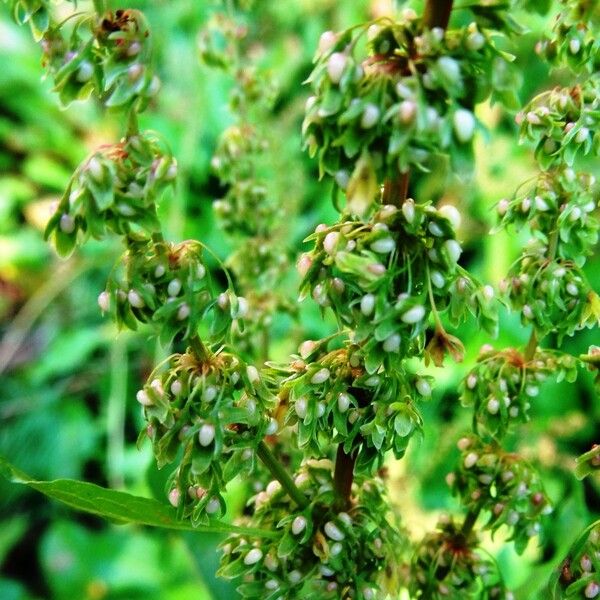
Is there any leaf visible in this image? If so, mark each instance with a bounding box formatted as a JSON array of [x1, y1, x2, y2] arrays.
[[0, 456, 275, 538]]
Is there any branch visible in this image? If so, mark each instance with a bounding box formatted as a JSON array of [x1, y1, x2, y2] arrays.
[[423, 0, 454, 30], [333, 445, 357, 511]]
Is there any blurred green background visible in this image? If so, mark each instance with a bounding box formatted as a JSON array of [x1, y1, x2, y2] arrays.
[[0, 1, 597, 599]]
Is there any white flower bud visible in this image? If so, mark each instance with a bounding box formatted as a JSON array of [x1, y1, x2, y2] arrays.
[[429, 270, 445, 289], [265, 418, 278, 435], [324, 521, 345, 541], [154, 264, 166, 278], [383, 333, 401, 353], [198, 423, 215, 447], [566, 282, 579, 296], [330, 542, 343, 556], [464, 452, 479, 468], [416, 378, 432, 397], [399, 99, 417, 124], [150, 379, 164, 397], [97, 291, 110, 312], [526, 111, 541, 125], [444, 239, 462, 262], [127, 290, 145, 308], [569, 38, 581, 55], [334, 169, 349, 190], [576, 127, 590, 143], [59, 213, 75, 233], [467, 374, 477, 389], [318, 30, 337, 55], [288, 570, 302, 584], [327, 52, 347, 84], [299, 340, 317, 359], [526, 385, 539, 397], [168, 488, 180, 507], [305, 95, 317, 112], [136, 389, 153, 406], [522, 304, 534, 320], [265, 580, 279, 591], [338, 392, 351, 413], [585, 582, 600, 599], [177, 303, 190, 320], [487, 398, 500, 415], [569, 207, 582, 222], [497, 199, 509, 216], [217, 292, 229, 310], [87, 156, 104, 182], [297, 253, 312, 276], [581, 555, 593, 572], [245, 365, 260, 385], [437, 56, 461, 84], [428, 222, 444, 237], [534, 196, 550, 211], [128, 63, 143, 81], [292, 516, 307, 535], [483, 285, 494, 301], [453, 108, 476, 143], [170, 380, 182, 396], [439, 205, 461, 230], [295, 397, 308, 419], [401, 305, 426, 324], [360, 103, 380, 129], [167, 278, 182, 297], [509, 406, 519, 418], [323, 231, 340, 255], [370, 237, 395, 254], [244, 548, 263, 566], [402, 199, 415, 223], [311, 368, 330, 384], [202, 385, 218, 402], [457, 437, 471, 451], [466, 31, 485, 51], [365, 375, 380, 387], [360, 294, 376, 316]]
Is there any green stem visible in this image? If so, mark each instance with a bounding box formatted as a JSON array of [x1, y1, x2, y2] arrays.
[[189, 335, 210, 361], [524, 329, 538, 362], [333, 445, 357, 511], [423, 0, 454, 30], [460, 505, 481, 537], [92, 0, 106, 15], [256, 441, 309, 509], [106, 336, 127, 489]]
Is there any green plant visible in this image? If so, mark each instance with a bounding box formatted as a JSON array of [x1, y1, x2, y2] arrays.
[[0, 1, 598, 599]]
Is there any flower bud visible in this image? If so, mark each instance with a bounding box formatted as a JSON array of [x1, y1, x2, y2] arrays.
[[299, 340, 317, 359], [453, 109, 476, 143], [127, 290, 145, 308], [177, 303, 190, 320], [292, 516, 307, 535], [324, 521, 345, 541], [522, 304, 534, 320], [87, 156, 104, 182], [487, 398, 500, 414], [168, 278, 182, 297], [338, 392, 351, 413], [437, 56, 461, 84], [59, 213, 75, 234], [318, 31, 337, 55], [295, 397, 308, 419], [585, 582, 600, 599], [168, 488, 180, 507], [401, 305, 426, 324], [244, 548, 263, 566], [360, 293, 376, 316], [360, 103, 380, 129], [383, 333, 401, 353], [464, 452, 479, 468], [569, 38, 581, 54], [202, 385, 218, 402], [444, 239, 462, 263], [439, 204, 461, 230], [416, 378, 431, 397], [170, 380, 182, 396], [327, 52, 347, 84], [466, 31, 485, 51], [297, 253, 312, 277], [370, 237, 395, 254], [311, 368, 330, 384], [399, 99, 417, 124], [323, 231, 340, 255], [97, 291, 110, 312], [402, 199, 415, 223], [136, 389, 153, 406], [198, 423, 215, 447], [265, 418, 278, 435], [483, 285, 494, 301]]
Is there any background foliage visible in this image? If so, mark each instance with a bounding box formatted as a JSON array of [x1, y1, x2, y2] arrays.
[[0, 1, 597, 598]]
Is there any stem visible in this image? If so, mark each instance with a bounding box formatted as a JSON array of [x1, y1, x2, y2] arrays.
[[333, 445, 357, 511], [423, 0, 454, 30], [382, 171, 410, 207], [460, 505, 481, 537], [524, 329, 538, 362], [256, 441, 309, 509]]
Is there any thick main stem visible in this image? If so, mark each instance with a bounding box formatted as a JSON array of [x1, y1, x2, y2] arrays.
[[333, 445, 357, 511], [257, 441, 309, 509], [423, 0, 454, 30]]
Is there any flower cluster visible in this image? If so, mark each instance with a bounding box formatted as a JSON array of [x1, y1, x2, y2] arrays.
[[460, 346, 578, 438], [298, 200, 496, 369], [45, 132, 176, 256], [496, 168, 599, 262], [41, 8, 159, 109], [275, 341, 428, 472], [102, 238, 237, 344], [410, 516, 511, 599], [138, 347, 274, 523], [218, 460, 403, 599], [504, 241, 600, 341], [448, 436, 551, 554], [303, 14, 519, 209]]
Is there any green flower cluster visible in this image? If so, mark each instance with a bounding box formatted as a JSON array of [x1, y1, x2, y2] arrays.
[[276, 341, 428, 471], [448, 436, 551, 554], [40, 8, 159, 108], [461, 346, 578, 438], [138, 348, 273, 523], [218, 460, 402, 600], [45, 132, 176, 256]]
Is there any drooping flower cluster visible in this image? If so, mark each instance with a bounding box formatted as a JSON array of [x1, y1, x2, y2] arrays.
[[218, 460, 403, 599], [45, 132, 176, 256], [138, 347, 274, 523]]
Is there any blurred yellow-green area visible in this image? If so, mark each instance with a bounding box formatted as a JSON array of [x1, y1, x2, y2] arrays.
[[0, 1, 598, 599]]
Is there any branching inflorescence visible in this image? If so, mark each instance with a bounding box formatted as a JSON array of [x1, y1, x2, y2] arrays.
[[4, 0, 599, 598]]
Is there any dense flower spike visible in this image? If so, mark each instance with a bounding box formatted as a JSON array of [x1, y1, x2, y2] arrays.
[[218, 460, 403, 599], [138, 347, 273, 523]]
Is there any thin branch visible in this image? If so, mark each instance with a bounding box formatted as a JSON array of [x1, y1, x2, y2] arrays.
[[333, 445, 357, 511], [423, 0, 454, 30]]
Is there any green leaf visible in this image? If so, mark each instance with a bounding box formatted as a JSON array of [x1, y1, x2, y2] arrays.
[[0, 456, 275, 538]]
